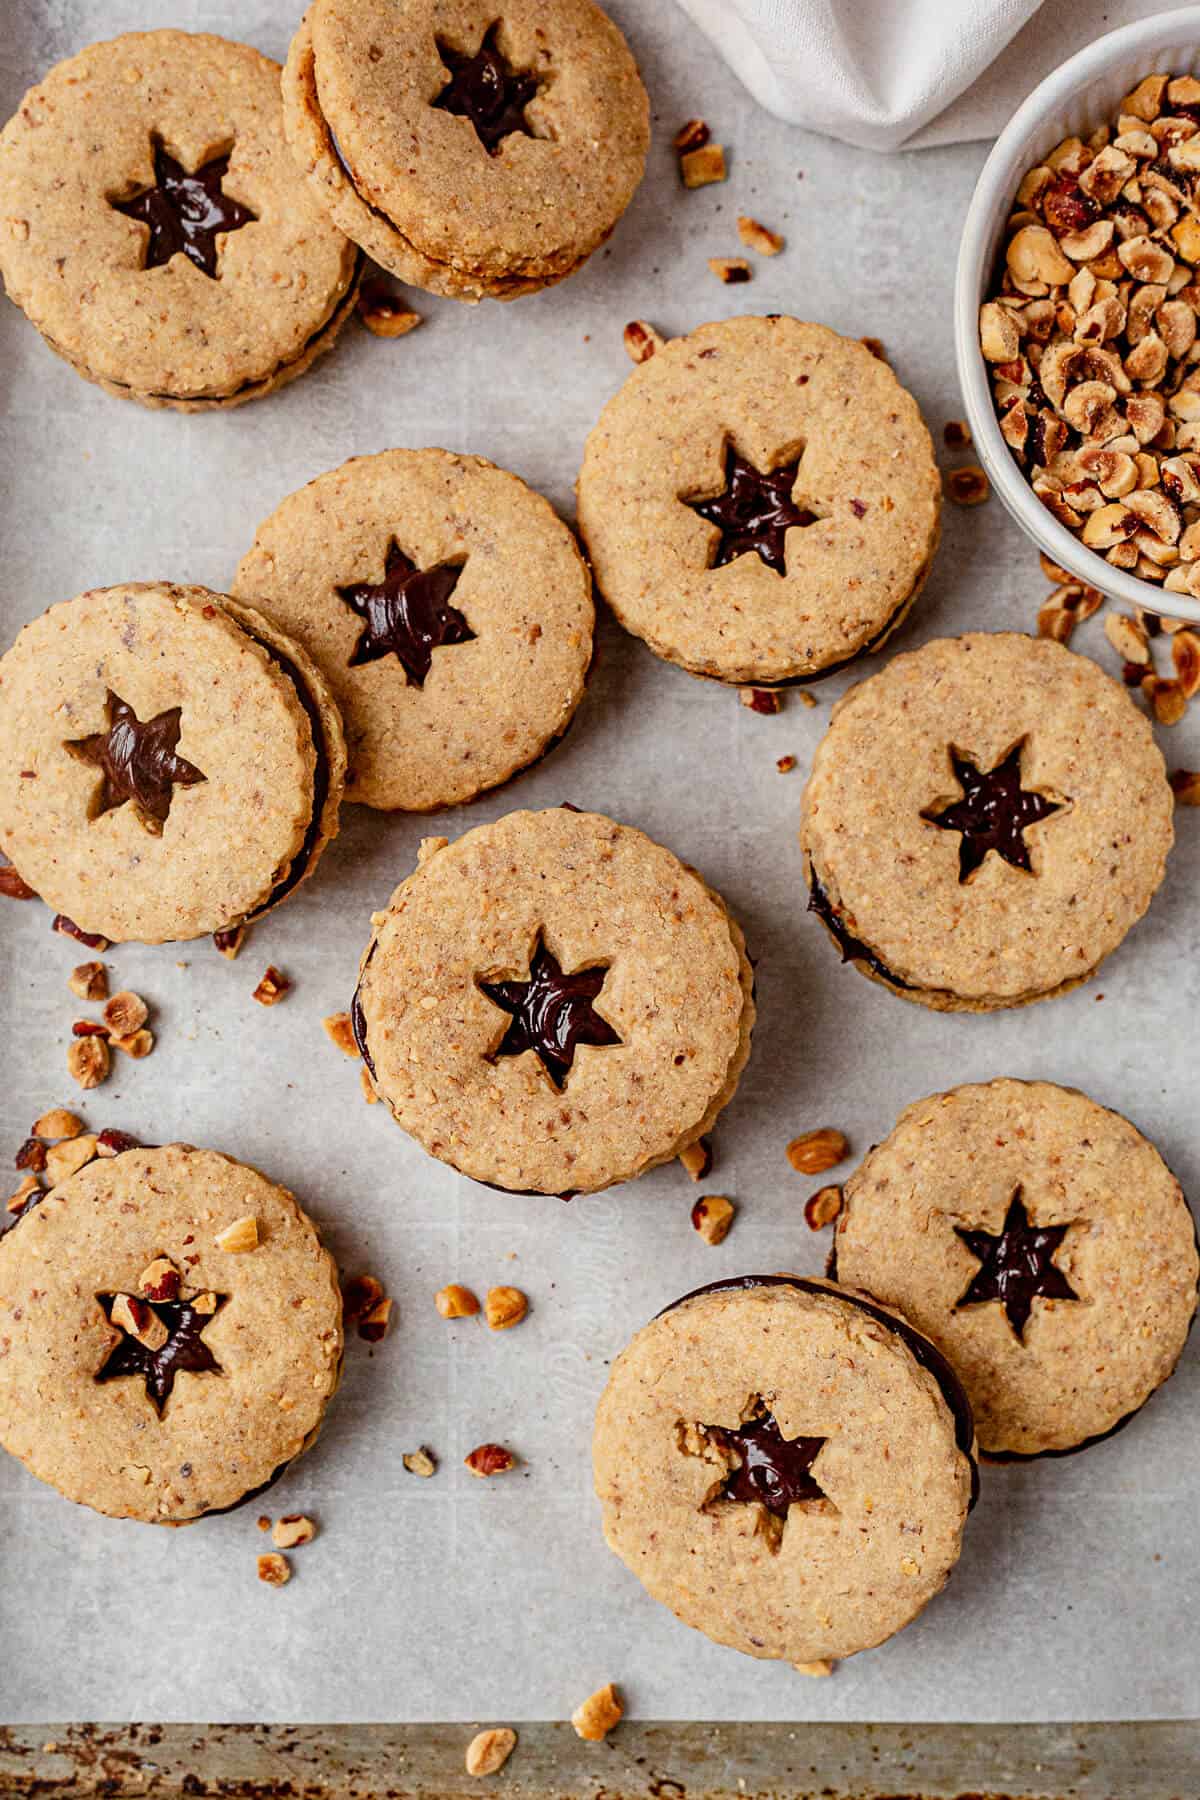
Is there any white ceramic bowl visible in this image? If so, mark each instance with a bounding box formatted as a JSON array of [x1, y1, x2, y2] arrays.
[[954, 5, 1200, 625]]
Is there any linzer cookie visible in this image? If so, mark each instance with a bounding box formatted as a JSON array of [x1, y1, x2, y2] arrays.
[[0, 1143, 343, 1522], [0, 31, 361, 409], [575, 316, 941, 685], [233, 449, 593, 811], [833, 1081, 1198, 1456], [593, 1277, 977, 1668], [353, 808, 755, 1194], [801, 632, 1173, 1009], [282, 0, 649, 303], [0, 583, 346, 944]]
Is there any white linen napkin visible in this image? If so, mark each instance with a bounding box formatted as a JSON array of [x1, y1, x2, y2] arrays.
[[674, 0, 1186, 151]]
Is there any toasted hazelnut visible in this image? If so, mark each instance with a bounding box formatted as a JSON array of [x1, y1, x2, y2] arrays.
[[980, 301, 1020, 362], [0, 863, 35, 900], [1170, 768, 1200, 803], [271, 1514, 316, 1550], [681, 143, 726, 187], [7, 1174, 42, 1214], [359, 1297, 393, 1342], [96, 1128, 139, 1158], [256, 1552, 291, 1587], [787, 1128, 849, 1175], [571, 1684, 623, 1743], [44, 1133, 98, 1187], [403, 1447, 437, 1478], [214, 924, 245, 960], [1144, 674, 1189, 724], [252, 965, 291, 1006], [1037, 602, 1077, 643], [67, 962, 108, 1002], [14, 1138, 47, 1173], [673, 118, 709, 153], [739, 686, 782, 713], [113, 1028, 155, 1059], [53, 914, 110, 950], [110, 1292, 169, 1350], [465, 1728, 517, 1778], [623, 319, 665, 364], [678, 1136, 713, 1181], [776, 753, 797, 772], [484, 1285, 528, 1331], [1007, 224, 1074, 287], [943, 420, 973, 449], [357, 284, 421, 338], [708, 256, 751, 284], [1104, 611, 1151, 664], [139, 1256, 182, 1302], [946, 466, 990, 506], [1172, 628, 1200, 697], [436, 1283, 481, 1319], [32, 1108, 83, 1141], [191, 1291, 219, 1315], [737, 214, 784, 256], [465, 1443, 515, 1477], [103, 991, 148, 1037], [215, 1214, 259, 1254], [804, 1185, 844, 1229], [343, 1274, 385, 1321], [67, 1035, 109, 1089], [691, 1194, 734, 1246], [322, 1012, 359, 1057]]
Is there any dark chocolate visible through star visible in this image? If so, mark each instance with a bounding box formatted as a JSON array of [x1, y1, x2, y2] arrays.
[[922, 740, 1065, 882], [96, 1292, 226, 1414], [954, 1186, 1080, 1342], [686, 444, 818, 576], [337, 542, 474, 686], [703, 1403, 829, 1518], [478, 933, 621, 1091], [432, 22, 541, 155], [111, 140, 256, 279], [65, 690, 207, 835]]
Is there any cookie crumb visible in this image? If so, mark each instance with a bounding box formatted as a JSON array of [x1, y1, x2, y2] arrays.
[[691, 1193, 735, 1245], [484, 1285, 528, 1330], [571, 1684, 623, 1742], [403, 1447, 437, 1478], [215, 1214, 259, 1254], [787, 1128, 849, 1175], [681, 142, 726, 188], [271, 1513, 316, 1549], [623, 319, 665, 364], [804, 1185, 844, 1229], [678, 1136, 713, 1181], [946, 466, 990, 506], [465, 1443, 515, 1477], [357, 283, 421, 338], [465, 1728, 517, 1778], [68, 962, 108, 1001], [256, 1552, 291, 1587], [252, 966, 291, 1006], [67, 1035, 109, 1089], [776, 754, 797, 773], [322, 1011, 359, 1056], [436, 1283, 480, 1319], [739, 686, 782, 714], [708, 256, 751, 284], [737, 214, 784, 256]]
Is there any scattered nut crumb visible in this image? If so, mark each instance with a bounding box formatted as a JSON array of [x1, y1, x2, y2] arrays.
[[359, 1296, 392, 1342], [571, 1684, 623, 1742], [357, 283, 421, 337], [257, 1552, 291, 1587], [323, 1012, 358, 1057], [252, 966, 291, 1006], [67, 1035, 109, 1090], [678, 1137, 713, 1182], [484, 1285, 528, 1331], [946, 466, 990, 506], [271, 1514, 316, 1550], [44, 1133, 98, 1187], [739, 686, 781, 714], [787, 1128, 849, 1175], [403, 1447, 437, 1478], [113, 1028, 154, 1059], [623, 319, 665, 364], [465, 1443, 515, 1477], [1104, 611, 1150, 665], [215, 1214, 259, 1254], [681, 142, 726, 188], [708, 256, 751, 284], [673, 118, 709, 153], [943, 420, 972, 449], [257, 1515, 272, 1532], [776, 754, 797, 773], [214, 924, 245, 959], [798, 690, 817, 708], [691, 1193, 735, 1245], [68, 962, 108, 1001], [15, 1138, 46, 1173], [737, 214, 784, 256], [804, 1185, 844, 1229], [465, 1728, 517, 1778], [139, 1256, 182, 1302], [794, 1659, 834, 1678], [343, 1274, 385, 1321], [436, 1283, 480, 1319], [1170, 768, 1200, 803], [32, 1108, 83, 1141], [103, 991, 148, 1037]]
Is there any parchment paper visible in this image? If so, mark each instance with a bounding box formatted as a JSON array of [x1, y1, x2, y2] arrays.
[[2, 0, 1198, 1727]]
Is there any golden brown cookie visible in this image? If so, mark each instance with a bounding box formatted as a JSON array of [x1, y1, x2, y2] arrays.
[[282, 0, 648, 303], [833, 1081, 1198, 1456], [800, 632, 1174, 1009], [0, 1144, 343, 1523], [594, 1277, 977, 1667], [0, 583, 347, 944], [353, 808, 755, 1194], [233, 450, 594, 812], [0, 31, 362, 409], [576, 316, 941, 684]]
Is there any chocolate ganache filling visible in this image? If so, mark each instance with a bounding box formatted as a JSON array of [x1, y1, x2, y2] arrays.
[[241, 628, 333, 923], [806, 870, 917, 992]]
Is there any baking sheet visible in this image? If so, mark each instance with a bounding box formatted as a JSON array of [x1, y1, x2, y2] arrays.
[[2, 0, 1199, 1727]]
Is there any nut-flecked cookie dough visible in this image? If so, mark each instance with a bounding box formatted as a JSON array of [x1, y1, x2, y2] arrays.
[[0, 31, 362, 409], [800, 632, 1174, 1009], [353, 807, 755, 1194], [282, 0, 649, 303], [0, 1144, 343, 1523], [576, 316, 941, 685], [233, 449, 594, 812], [594, 1277, 977, 1667], [0, 583, 347, 944], [833, 1081, 1199, 1457]]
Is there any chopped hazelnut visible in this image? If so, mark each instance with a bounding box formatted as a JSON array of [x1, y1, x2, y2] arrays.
[[68, 962, 108, 1002], [681, 142, 726, 187], [787, 1128, 849, 1175], [793, 1659, 834, 1678], [110, 1292, 168, 1350], [484, 1285, 528, 1330], [403, 1447, 437, 1478], [32, 1108, 83, 1140], [139, 1256, 181, 1302], [359, 1296, 393, 1342], [776, 754, 797, 773], [436, 1283, 480, 1319], [737, 214, 784, 256], [322, 1012, 359, 1057], [943, 420, 973, 449], [691, 1193, 735, 1245], [44, 1133, 98, 1187], [191, 1291, 219, 1315], [465, 1728, 517, 1778], [214, 924, 245, 960], [257, 1515, 272, 1531], [623, 319, 665, 364], [96, 1128, 139, 1158], [343, 1274, 385, 1321], [708, 256, 752, 284], [1104, 611, 1151, 664], [0, 864, 35, 900], [1143, 673, 1189, 723], [113, 1028, 154, 1059], [7, 1174, 42, 1214], [673, 118, 709, 153], [53, 915, 110, 950], [357, 284, 421, 338], [215, 1214, 259, 1254], [252, 966, 291, 1006], [571, 1684, 623, 1742], [256, 1552, 291, 1587], [103, 990, 148, 1037], [465, 1443, 515, 1477], [271, 1513, 316, 1550], [678, 1137, 713, 1181], [67, 1035, 109, 1090], [360, 1066, 378, 1104], [14, 1138, 46, 1173], [739, 686, 782, 714], [1170, 767, 1200, 803], [804, 1185, 844, 1229], [946, 466, 990, 506], [1172, 627, 1200, 696]]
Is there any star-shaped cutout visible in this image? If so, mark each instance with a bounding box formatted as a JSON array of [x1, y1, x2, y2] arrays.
[[96, 1291, 227, 1414], [111, 139, 256, 279], [432, 23, 541, 155], [686, 444, 818, 576], [337, 542, 474, 687], [681, 1399, 833, 1553], [954, 1187, 1080, 1342], [65, 690, 207, 836], [922, 740, 1066, 882], [478, 933, 621, 1091]]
